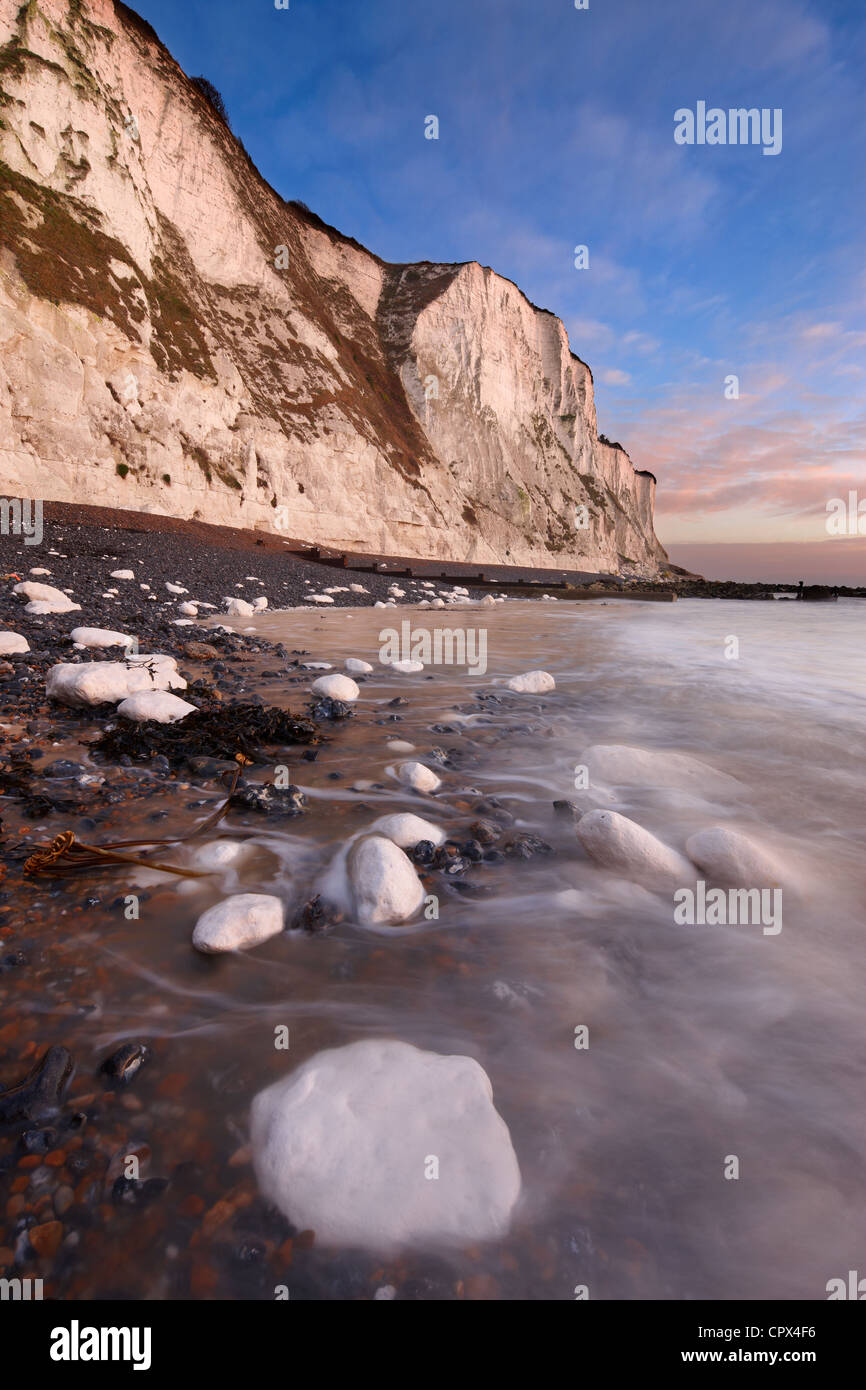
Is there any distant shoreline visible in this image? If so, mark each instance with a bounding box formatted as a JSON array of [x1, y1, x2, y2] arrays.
[[2, 500, 860, 604]]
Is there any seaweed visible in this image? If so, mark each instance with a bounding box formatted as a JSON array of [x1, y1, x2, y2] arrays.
[[93, 702, 320, 768]]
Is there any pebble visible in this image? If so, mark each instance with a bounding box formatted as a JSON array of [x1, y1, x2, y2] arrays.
[[384, 659, 424, 674], [183, 640, 221, 660], [192, 894, 285, 953], [116, 690, 197, 723], [576, 809, 692, 888], [685, 825, 788, 888], [347, 835, 425, 926], [372, 813, 447, 849], [395, 761, 441, 793], [311, 673, 360, 702], [506, 670, 555, 693], [68, 626, 134, 649], [13, 580, 81, 613]]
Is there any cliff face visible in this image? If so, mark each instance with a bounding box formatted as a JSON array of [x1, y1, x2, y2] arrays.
[[0, 0, 668, 574]]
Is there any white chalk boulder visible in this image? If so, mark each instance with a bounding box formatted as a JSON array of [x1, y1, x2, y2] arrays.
[[46, 654, 186, 707], [110, 569, 134, 580], [192, 894, 284, 954], [686, 826, 787, 889], [223, 594, 254, 617], [396, 761, 441, 794], [117, 691, 197, 723], [582, 744, 741, 794], [311, 673, 360, 702], [347, 834, 425, 926], [250, 1039, 521, 1250], [577, 809, 692, 888], [506, 670, 555, 694], [69, 627, 134, 650], [13, 582, 80, 614], [372, 813, 447, 849], [345, 658, 373, 675], [252, 596, 268, 611], [0, 631, 29, 654]]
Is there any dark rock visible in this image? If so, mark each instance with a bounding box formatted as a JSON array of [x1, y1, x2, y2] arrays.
[[310, 696, 353, 720], [99, 1042, 150, 1087], [469, 818, 502, 845], [0, 950, 27, 974], [42, 759, 85, 779], [503, 833, 553, 859], [0, 1045, 73, 1127], [409, 839, 437, 866], [183, 641, 221, 660], [292, 895, 343, 934], [20, 1126, 58, 1155], [232, 782, 306, 816]]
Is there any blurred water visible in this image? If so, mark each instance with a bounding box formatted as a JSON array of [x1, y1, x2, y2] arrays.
[[21, 597, 865, 1299]]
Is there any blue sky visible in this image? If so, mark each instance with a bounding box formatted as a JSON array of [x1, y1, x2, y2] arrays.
[[134, 0, 866, 579]]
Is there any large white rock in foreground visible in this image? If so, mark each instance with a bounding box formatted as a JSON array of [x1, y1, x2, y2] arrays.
[[686, 825, 788, 889], [506, 670, 555, 694], [0, 631, 29, 654], [46, 655, 186, 707], [372, 813, 447, 849], [192, 893, 285, 953], [250, 1039, 521, 1250], [311, 673, 360, 702], [577, 808, 692, 888], [348, 835, 425, 926], [13, 581, 80, 614], [117, 690, 197, 723]]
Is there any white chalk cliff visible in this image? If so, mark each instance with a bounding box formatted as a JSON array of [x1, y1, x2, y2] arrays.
[[0, 0, 668, 574]]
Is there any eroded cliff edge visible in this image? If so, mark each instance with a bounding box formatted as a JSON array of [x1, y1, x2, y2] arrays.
[[0, 0, 669, 575]]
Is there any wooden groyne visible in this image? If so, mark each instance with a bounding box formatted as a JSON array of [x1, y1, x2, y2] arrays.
[[287, 545, 677, 601]]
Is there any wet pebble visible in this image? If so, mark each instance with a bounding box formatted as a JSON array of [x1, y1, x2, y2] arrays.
[[99, 1042, 151, 1087]]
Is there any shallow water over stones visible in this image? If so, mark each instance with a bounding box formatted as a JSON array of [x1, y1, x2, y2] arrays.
[[1, 599, 864, 1299]]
